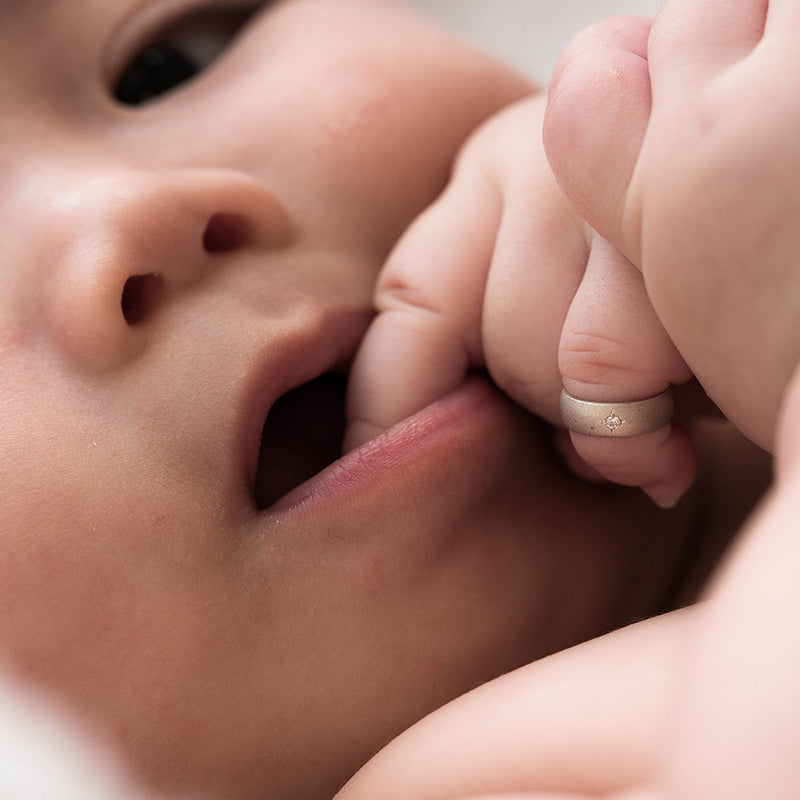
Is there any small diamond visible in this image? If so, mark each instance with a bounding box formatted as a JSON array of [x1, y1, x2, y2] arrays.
[[605, 413, 624, 433]]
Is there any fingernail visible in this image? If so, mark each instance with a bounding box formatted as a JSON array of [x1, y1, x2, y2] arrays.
[[643, 483, 684, 510]]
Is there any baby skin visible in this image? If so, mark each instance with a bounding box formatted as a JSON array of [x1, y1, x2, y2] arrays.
[[545, 0, 800, 451], [338, 0, 800, 798], [345, 95, 698, 509], [1, 2, 742, 799]]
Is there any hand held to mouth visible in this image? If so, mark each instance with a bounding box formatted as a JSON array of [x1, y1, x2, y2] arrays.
[[346, 95, 698, 508]]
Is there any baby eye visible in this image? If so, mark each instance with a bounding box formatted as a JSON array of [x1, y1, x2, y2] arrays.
[[114, 3, 264, 106]]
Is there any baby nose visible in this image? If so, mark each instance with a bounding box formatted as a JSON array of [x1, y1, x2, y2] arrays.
[[33, 168, 291, 368]]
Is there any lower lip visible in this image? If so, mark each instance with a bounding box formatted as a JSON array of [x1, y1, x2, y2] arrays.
[[266, 376, 514, 516]]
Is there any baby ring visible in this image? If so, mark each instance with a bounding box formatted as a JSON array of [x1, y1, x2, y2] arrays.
[[559, 387, 675, 438]]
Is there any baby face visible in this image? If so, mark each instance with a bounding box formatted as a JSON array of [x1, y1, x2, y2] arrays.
[[0, 1, 695, 798]]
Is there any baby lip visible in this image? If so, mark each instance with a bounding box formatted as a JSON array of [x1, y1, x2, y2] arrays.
[[240, 306, 371, 511]]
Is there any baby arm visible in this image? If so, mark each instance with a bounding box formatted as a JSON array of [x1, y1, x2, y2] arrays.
[[335, 607, 695, 800], [346, 95, 695, 507]]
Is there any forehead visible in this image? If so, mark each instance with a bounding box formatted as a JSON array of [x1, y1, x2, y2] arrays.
[[0, 0, 179, 54]]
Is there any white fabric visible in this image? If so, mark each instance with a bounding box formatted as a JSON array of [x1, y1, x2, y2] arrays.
[[0, 674, 159, 800]]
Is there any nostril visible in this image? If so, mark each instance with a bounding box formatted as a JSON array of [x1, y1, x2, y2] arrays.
[[203, 212, 250, 254], [121, 273, 163, 325]]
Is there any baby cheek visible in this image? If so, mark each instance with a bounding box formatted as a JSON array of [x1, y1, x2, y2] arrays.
[[300, 59, 454, 246], [307, 58, 400, 154]]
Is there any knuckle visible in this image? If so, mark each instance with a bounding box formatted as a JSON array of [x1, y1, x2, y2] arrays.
[[376, 280, 440, 317], [559, 330, 641, 390]]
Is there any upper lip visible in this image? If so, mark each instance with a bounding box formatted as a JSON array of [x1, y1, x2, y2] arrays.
[[237, 302, 373, 509]]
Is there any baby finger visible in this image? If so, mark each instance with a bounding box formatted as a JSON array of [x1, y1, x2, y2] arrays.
[[558, 234, 695, 508]]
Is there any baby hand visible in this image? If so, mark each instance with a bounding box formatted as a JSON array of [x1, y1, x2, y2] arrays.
[[545, 2, 800, 452], [345, 95, 694, 508]]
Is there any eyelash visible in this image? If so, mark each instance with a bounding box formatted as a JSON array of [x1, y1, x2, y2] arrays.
[[113, 3, 266, 107]]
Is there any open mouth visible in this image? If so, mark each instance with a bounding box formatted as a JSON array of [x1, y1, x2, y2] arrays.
[[253, 371, 349, 510]]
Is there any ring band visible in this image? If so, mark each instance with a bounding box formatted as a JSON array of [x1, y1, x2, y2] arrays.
[[560, 387, 675, 438]]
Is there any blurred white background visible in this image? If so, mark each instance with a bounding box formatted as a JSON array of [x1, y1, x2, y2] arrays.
[[406, 0, 661, 80]]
